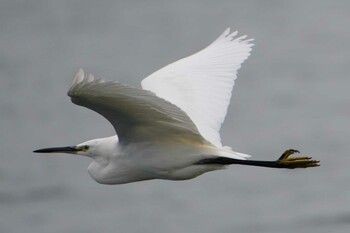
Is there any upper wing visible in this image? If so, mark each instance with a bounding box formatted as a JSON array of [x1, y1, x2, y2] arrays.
[[68, 69, 206, 144], [141, 28, 253, 147]]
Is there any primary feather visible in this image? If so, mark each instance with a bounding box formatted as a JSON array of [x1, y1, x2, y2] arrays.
[[141, 28, 254, 147], [68, 69, 207, 145]]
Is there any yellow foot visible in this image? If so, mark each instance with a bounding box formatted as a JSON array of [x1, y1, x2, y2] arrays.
[[276, 149, 320, 169]]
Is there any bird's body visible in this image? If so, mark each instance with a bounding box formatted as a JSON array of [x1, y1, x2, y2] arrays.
[[83, 136, 225, 184], [34, 28, 319, 184]]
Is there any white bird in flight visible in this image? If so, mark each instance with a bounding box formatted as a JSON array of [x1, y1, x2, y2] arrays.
[[34, 28, 319, 184]]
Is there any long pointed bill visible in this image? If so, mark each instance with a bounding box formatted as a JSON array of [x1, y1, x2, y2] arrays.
[[33, 146, 80, 154]]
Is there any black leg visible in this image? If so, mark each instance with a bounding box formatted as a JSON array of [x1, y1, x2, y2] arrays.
[[196, 149, 320, 169]]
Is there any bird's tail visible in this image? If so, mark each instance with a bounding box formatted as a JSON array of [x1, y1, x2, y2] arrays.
[[218, 146, 251, 160]]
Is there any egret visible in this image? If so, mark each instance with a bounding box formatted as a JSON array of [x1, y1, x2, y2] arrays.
[[34, 28, 319, 184]]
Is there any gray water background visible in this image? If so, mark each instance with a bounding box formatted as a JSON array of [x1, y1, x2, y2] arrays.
[[1, 1, 349, 233]]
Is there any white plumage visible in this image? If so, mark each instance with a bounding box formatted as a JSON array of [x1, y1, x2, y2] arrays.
[[34, 28, 318, 184], [142, 28, 253, 147]]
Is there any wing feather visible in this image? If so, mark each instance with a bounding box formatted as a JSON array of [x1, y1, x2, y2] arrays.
[[68, 69, 206, 144], [141, 28, 253, 147]]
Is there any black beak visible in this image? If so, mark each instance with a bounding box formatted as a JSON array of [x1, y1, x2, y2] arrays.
[[33, 146, 80, 153]]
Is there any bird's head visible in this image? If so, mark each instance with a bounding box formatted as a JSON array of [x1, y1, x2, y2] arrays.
[[34, 136, 117, 159], [34, 136, 122, 184]]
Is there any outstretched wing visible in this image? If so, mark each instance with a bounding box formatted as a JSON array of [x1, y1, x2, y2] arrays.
[[68, 69, 206, 144], [141, 28, 253, 147]]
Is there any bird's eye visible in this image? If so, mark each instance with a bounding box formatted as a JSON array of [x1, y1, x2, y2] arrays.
[[81, 145, 89, 151]]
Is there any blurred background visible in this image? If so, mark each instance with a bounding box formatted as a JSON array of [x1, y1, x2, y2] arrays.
[[1, 1, 349, 233]]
